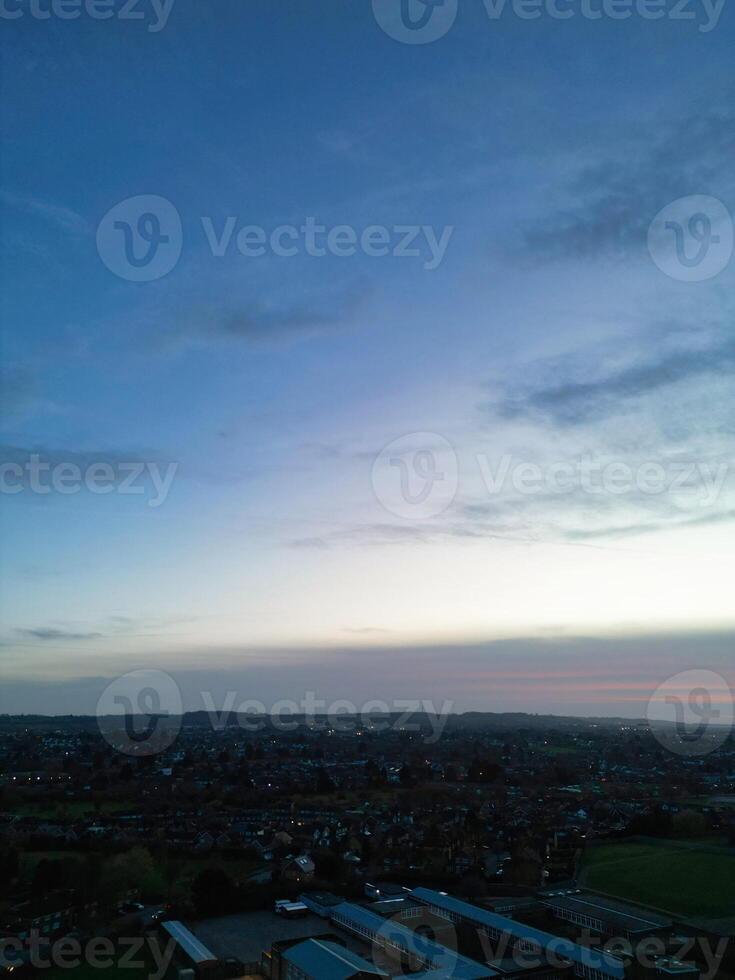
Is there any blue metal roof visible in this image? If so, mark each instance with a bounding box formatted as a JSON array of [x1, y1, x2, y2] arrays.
[[410, 889, 626, 979], [331, 903, 495, 978], [161, 920, 217, 964], [283, 939, 387, 979]]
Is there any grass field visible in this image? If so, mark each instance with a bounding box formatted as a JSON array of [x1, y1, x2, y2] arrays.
[[581, 840, 735, 919]]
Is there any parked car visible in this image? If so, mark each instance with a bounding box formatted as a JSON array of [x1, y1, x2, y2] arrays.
[[116, 901, 145, 915]]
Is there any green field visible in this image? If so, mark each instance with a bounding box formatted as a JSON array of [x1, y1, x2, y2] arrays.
[[581, 840, 735, 920]]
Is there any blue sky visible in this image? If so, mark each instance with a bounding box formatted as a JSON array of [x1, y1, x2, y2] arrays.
[[1, 0, 734, 715]]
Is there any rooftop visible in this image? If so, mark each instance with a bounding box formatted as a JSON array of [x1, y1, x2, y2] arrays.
[[331, 902, 495, 979], [410, 889, 626, 980], [160, 920, 217, 964], [284, 939, 388, 979], [541, 892, 672, 933]]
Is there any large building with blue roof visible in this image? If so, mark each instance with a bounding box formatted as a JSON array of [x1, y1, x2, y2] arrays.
[[329, 902, 496, 978], [409, 889, 626, 980], [281, 938, 388, 979]]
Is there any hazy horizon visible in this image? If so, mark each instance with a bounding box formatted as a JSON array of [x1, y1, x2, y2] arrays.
[[2, 627, 733, 717]]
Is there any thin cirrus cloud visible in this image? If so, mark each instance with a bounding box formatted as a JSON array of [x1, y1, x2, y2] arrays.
[[522, 103, 735, 261], [286, 444, 735, 549], [564, 507, 735, 542], [15, 627, 103, 642], [469, 453, 734, 542], [9, 614, 205, 646], [287, 522, 523, 550], [0, 443, 170, 469], [472, 310, 735, 541], [493, 335, 735, 426], [151, 282, 372, 355], [0, 366, 60, 426], [0, 367, 35, 420], [215, 305, 350, 347], [0, 189, 90, 238]]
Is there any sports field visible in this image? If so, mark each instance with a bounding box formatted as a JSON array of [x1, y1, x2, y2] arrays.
[[581, 840, 735, 919]]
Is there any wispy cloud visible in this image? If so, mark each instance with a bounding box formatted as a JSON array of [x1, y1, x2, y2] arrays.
[[288, 520, 535, 550], [523, 104, 735, 261], [342, 626, 391, 635], [564, 506, 735, 541], [0, 366, 61, 427], [16, 627, 103, 641], [0, 189, 90, 237], [0, 366, 36, 420], [495, 335, 735, 425], [0, 442, 173, 473], [158, 283, 371, 354]]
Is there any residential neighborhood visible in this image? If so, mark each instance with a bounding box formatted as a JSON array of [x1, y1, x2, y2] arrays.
[[1, 713, 733, 978]]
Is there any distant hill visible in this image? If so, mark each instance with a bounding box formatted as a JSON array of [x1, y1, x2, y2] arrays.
[[0, 708, 649, 732]]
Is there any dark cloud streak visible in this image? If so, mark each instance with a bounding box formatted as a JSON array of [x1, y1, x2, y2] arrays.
[[496, 336, 735, 425], [523, 105, 735, 261], [16, 628, 103, 641]]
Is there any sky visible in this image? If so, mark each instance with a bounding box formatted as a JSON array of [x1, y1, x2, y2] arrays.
[[1, 0, 734, 716]]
